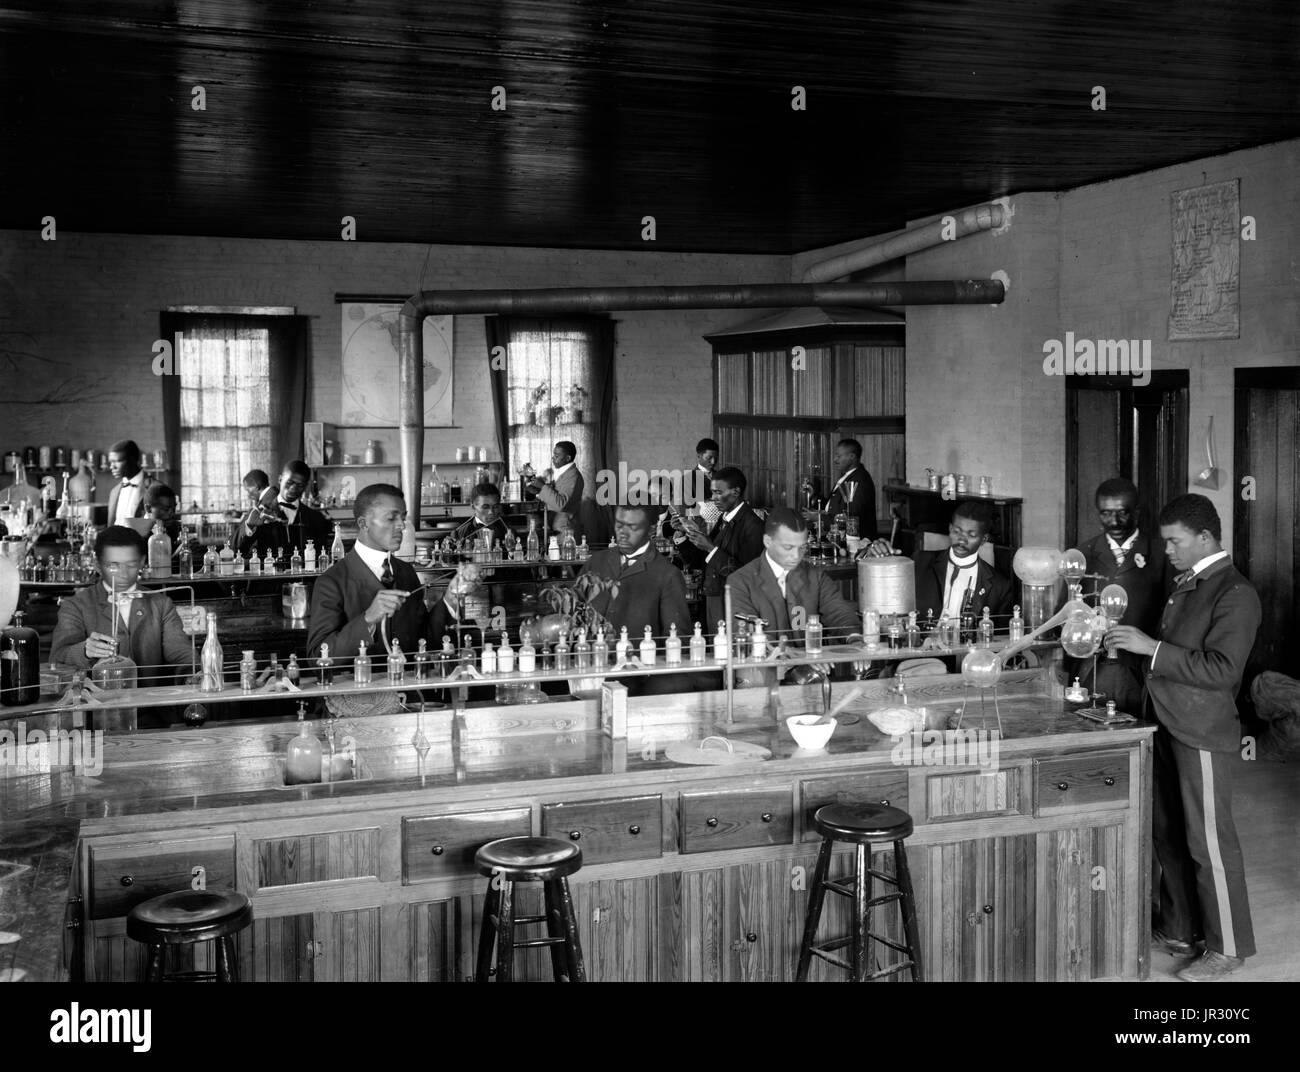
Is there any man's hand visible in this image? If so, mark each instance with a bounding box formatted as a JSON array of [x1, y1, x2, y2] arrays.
[[84, 632, 119, 660], [243, 506, 262, 532], [364, 589, 410, 626], [685, 526, 713, 551], [1105, 624, 1157, 657], [858, 538, 897, 559]]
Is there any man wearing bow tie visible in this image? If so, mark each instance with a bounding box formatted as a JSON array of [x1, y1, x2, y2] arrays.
[[235, 459, 331, 560], [451, 483, 514, 547], [803, 438, 878, 540], [1077, 477, 1173, 713], [107, 439, 156, 525], [50, 525, 195, 728], [1107, 494, 1261, 982], [907, 502, 1014, 623], [674, 466, 764, 634]]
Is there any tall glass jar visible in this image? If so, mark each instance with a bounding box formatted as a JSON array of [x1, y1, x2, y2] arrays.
[[0, 611, 41, 706]]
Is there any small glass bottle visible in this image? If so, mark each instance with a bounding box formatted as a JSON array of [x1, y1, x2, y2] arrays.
[[518, 634, 536, 673], [267, 653, 283, 684], [689, 622, 707, 664], [264, 549, 276, 575], [290, 546, 303, 574], [148, 522, 173, 578], [713, 621, 728, 662], [960, 595, 976, 646], [615, 626, 631, 664], [639, 626, 657, 666], [354, 641, 372, 685], [547, 535, 561, 561], [577, 535, 590, 561], [331, 525, 345, 563], [750, 619, 767, 660], [247, 548, 261, 575], [203, 544, 219, 576], [906, 611, 920, 651], [364, 439, 379, 465], [497, 630, 515, 673], [665, 623, 682, 666], [555, 631, 571, 672], [575, 628, 592, 670], [239, 650, 257, 692], [863, 609, 880, 650], [593, 627, 609, 668], [1009, 605, 1024, 642], [286, 653, 300, 685], [200, 613, 224, 691], [387, 640, 405, 683], [317, 643, 334, 687], [304, 539, 317, 572], [887, 618, 901, 651], [561, 530, 576, 561], [219, 542, 235, 576], [285, 702, 322, 785], [178, 540, 193, 579], [439, 636, 457, 677], [978, 606, 995, 649], [414, 638, 432, 681], [481, 640, 497, 675], [805, 614, 823, 655]]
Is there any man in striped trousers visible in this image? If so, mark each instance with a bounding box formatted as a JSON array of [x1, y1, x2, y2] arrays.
[[1107, 493, 1260, 981]]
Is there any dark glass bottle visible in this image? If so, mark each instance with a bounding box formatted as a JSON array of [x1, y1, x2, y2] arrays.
[[1, 611, 42, 706]]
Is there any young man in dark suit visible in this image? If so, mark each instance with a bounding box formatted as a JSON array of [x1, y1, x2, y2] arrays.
[[909, 501, 1014, 622], [308, 484, 469, 675], [1108, 493, 1261, 981], [1077, 477, 1174, 713], [106, 439, 156, 526], [526, 440, 585, 540], [235, 459, 332, 561], [450, 483, 514, 547], [674, 466, 765, 634], [803, 438, 878, 540]]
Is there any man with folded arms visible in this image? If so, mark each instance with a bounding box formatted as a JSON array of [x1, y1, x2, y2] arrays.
[[1107, 493, 1260, 982]]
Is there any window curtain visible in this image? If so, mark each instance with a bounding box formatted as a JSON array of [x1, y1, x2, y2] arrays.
[[486, 315, 615, 544], [160, 313, 309, 510]]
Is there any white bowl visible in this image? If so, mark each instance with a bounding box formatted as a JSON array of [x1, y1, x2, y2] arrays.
[[786, 714, 837, 750]]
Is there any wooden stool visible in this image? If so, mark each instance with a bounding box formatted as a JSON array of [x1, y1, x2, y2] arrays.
[[474, 836, 585, 982], [126, 889, 253, 982], [795, 803, 923, 982]]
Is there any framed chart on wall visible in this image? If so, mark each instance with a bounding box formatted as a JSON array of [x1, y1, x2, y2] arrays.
[[340, 301, 454, 425]]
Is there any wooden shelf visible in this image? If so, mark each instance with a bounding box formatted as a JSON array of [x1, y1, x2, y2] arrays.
[[317, 461, 499, 469]]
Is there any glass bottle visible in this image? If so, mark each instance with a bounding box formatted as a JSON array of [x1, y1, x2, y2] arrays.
[[200, 613, 224, 691], [689, 623, 706, 664], [286, 653, 301, 685], [615, 626, 631, 664], [1009, 605, 1024, 642], [979, 607, 995, 649], [331, 525, 345, 563], [264, 549, 276, 575], [525, 519, 540, 561], [177, 537, 193, 579], [480, 641, 497, 675], [290, 546, 303, 574], [0, 611, 41, 707], [203, 544, 219, 576], [555, 631, 571, 672], [906, 611, 920, 651], [887, 619, 901, 651], [713, 621, 728, 662], [21, 551, 34, 583], [248, 548, 261, 575], [317, 643, 334, 687], [805, 614, 823, 655], [577, 535, 590, 561], [575, 628, 591, 670], [218, 542, 235, 576], [429, 465, 441, 502], [285, 702, 322, 785], [439, 636, 457, 677], [354, 641, 372, 685], [561, 530, 576, 561], [267, 654, 282, 685], [593, 627, 609, 668], [518, 633, 536, 674], [387, 640, 405, 683], [749, 619, 766, 660], [497, 630, 515, 673], [547, 535, 560, 561], [147, 522, 172, 578], [364, 439, 379, 465], [960, 591, 976, 646], [414, 638, 433, 682], [639, 626, 657, 666], [862, 609, 880, 650], [304, 539, 317, 572], [239, 650, 257, 693]]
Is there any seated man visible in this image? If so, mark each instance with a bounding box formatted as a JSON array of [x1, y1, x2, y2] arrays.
[[235, 459, 332, 560], [577, 504, 695, 695], [50, 525, 195, 728], [674, 466, 765, 634], [143, 483, 202, 564], [308, 484, 472, 675], [451, 482, 514, 548]]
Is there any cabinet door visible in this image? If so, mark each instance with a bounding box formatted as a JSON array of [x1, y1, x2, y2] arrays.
[[242, 907, 383, 982], [1036, 823, 1125, 980], [569, 876, 660, 981]]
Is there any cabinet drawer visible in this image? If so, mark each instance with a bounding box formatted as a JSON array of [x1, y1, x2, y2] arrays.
[[88, 836, 236, 920], [402, 806, 532, 884], [541, 795, 662, 864], [925, 767, 1027, 822], [800, 772, 909, 841], [680, 788, 793, 854], [1035, 751, 1129, 815]]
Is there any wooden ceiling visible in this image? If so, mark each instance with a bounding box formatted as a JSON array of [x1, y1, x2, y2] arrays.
[[2, 0, 1297, 254]]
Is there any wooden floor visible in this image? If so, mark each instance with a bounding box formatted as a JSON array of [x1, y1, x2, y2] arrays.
[[1147, 757, 1300, 982]]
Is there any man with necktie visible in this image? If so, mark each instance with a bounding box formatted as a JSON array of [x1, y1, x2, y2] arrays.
[[907, 502, 1014, 624], [1107, 493, 1260, 982], [803, 438, 878, 540], [674, 466, 764, 634], [1076, 477, 1173, 713], [235, 459, 332, 560], [107, 439, 156, 526], [308, 484, 467, 676], [451, 483, 514, 547]]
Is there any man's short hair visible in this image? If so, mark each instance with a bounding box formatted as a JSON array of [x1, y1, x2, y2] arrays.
[[282, 459, 312, 483], [837, 438, 863, 461], [712, 466, 747, 496], [472, 482, 501, 502], [109, 439, 141, 465], [696, 437, 720, 455], [764, 506, 807, 538], [1159, 493, 1221, 542], [554, 441, 577, 461], [1095, 477, 1139, 506], [145, 483, 177, 509], [614, 504, 657, 528], [952, 500, 995, 535], [353, 483, 405, 520], [96, 525, 146, 558], [243, 469, 270, 490]]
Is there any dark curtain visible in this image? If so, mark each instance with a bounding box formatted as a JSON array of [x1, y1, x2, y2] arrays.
[[486, 316, 512, 475]]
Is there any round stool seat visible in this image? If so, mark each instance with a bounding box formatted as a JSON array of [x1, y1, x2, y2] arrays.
[[126, 889, 253, 945], [476, 836, 582, 881], [813, 803, 914, 842]]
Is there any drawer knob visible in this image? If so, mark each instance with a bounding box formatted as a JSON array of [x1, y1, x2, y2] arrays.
[[760, 812, 773, 823], [628, 824, 641, 836], [1103, 777, 1116, 786], [1056, 782, 1069, 791], [983, 904, 993, 914], [119, 875, 134, 887], [706, 817, 719, 827], [431, 845, 444, 856], [569, 830, 582, 841], [745, 932, 757, 943]]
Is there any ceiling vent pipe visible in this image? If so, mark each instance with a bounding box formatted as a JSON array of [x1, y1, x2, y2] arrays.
[[801, 203, 1006, 284], [396, 279, 1004, 524]]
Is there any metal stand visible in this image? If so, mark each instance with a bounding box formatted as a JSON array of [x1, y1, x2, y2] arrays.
[[956, 682, 1003, 735]]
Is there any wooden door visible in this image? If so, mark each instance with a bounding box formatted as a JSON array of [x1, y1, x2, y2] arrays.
[[1035, 823, 1125, 980], [1233, 372, 1300, 674]]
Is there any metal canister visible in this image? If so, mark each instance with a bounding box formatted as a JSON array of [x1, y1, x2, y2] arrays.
[[38, 445, 52, 469], [3, 451, 19, 474]]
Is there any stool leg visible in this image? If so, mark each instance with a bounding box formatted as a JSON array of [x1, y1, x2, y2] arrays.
[[555, 877, 586, 982], [145, 943, 165, 983], [543, 881, 569, 982], [475, 883, 501, 982], [853, 843, 870, 982], [894, 839, 924, 982], [795, 836, 835, 982], [216, 935, 239, 983], [495, 881, 516, 982]]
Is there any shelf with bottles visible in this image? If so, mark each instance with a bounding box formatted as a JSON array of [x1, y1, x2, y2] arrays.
[[315, 460, 502, 469]]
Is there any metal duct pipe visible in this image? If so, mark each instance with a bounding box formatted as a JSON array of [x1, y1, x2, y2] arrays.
[[397, 278, 1005, 523], [801, 203, 1006, 284]]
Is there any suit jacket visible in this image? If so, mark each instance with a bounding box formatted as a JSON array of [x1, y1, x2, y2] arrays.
[[680, 503, 765, 596], [726, 554, 860, 640], [1143, 556, 1261, 753], [451, 515, 513, 547], [578, 546, 692, 640], [235, 501, 333, 560], [913, 549, 1014, 621], [307, 549, 458, 668], [825, 463, 878, 540], [106, 473, 157, 525], [1078, 529, 1173, 686], [536, 466, 584, 538], [50, 583, 194, 679]]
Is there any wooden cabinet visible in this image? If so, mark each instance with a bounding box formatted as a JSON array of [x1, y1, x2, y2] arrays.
[[1035, 823, 1126, 980], [1034, 751, 1129, 815], [679, 787, 793, 853], [244, 907, 383, 982], [87, 835, 236, 920], [540, 795, 662, 865], [402, 806, 531, 883]]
